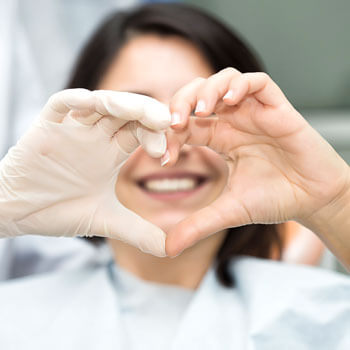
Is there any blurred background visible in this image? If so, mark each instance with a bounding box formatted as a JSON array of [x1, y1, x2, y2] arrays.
[[188, 0, 350, 164], [1, 0, 349, 159], [0, 0, 349, 274]]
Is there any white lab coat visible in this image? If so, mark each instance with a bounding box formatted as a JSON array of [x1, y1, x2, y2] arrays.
[[0, 257, 349, 349]]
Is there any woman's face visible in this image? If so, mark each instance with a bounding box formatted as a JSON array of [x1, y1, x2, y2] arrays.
[[98, 34, 228, 233]]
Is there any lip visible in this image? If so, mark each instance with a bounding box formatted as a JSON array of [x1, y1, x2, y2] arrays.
[[136, 171, 210, 201], [137, 171, 207, 181]]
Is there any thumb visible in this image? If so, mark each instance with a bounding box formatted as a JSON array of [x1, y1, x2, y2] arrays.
[[92, 193, 167, 257], [165, 193, 251, 257]]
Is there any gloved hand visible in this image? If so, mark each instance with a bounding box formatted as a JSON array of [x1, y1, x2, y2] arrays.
[[0, 89, 171, 257]]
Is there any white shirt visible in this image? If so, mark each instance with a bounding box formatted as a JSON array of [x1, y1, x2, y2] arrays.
[[0, 257, 349, 349], [111, 264, 194, 349]]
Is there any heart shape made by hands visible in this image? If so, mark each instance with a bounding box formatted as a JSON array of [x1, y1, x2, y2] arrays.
[[0, 75, 349, 261]]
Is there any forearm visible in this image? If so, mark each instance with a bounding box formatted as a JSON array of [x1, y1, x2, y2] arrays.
[[302, 176, 350, 269]]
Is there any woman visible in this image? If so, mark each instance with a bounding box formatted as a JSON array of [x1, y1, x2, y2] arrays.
[[0, 3, 349, 349]]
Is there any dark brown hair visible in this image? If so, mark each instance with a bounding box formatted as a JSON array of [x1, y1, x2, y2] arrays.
[[66, 2, 282, 287]]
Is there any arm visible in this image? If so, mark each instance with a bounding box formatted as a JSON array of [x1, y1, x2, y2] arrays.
[[280, 221, 325, 265], [302, 182, 350, 268]]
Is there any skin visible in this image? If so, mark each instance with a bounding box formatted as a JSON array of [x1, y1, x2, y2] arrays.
[[165, 67, 350, 268], [281, 221, 325, 265], [98, 34, 228, 289], [97, 34, 341, 288]]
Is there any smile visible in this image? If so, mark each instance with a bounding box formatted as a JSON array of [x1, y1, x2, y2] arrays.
[[136, 172, 208, 199]]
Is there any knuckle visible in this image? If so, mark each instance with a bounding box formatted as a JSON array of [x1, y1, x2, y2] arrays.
[[221, 67, 238, 74], [171, 80, 205, 109], [219, 67, 241, 78], [201, 75, 220, 91], [48, 90, 63, 104], [205, 68, 241, 89], [257, 72, 270, 81]]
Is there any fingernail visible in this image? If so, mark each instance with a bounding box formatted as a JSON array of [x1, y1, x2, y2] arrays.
[[223, 89, 234, 100], [160, 151, 170, 166], [195, 100, 206, 113], [171, 112, 182, 126]]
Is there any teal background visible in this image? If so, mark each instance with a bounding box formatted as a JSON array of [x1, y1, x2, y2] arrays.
[[185, 1, 350, 163], [186, 0, 350, 109]]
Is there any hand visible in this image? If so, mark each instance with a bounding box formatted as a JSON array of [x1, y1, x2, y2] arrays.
[[165, 68, 350, 257], [0, 89, 171, 257]]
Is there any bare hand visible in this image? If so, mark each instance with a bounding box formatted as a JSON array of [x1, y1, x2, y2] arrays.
[[164, 68, 350, 257]]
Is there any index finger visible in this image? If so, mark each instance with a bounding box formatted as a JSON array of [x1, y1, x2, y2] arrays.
[[93, 90, 171, 131], [168, 77, 206, 129], [40, 89, 100, 123], [162, 116, 219, 166]]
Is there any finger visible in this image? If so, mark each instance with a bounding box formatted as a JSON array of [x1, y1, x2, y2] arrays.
[[192, 67, 241, 117], [93, 90, 171, 131], [169, 77, 206, 130], [165, 192, 251, 257], [222, 72, 289, 108], [115, 121, 167, 158], [136, 126, 167, 158], [161, 116, 219, 167], [113, 206, 167, 257], [92, 197, 167, 257], [41, 89, 102, 124], [96, 115, 128, 137], [114, 121, 140, 154]]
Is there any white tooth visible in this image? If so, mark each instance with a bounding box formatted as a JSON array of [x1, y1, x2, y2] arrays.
[[144, 178, 197, 192]]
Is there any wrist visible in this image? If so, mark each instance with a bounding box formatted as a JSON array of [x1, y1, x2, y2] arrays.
[[302, 168, 350, 268], [0, 159, 23, 238]]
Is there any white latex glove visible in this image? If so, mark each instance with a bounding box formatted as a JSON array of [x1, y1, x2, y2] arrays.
[[0, 89, 171, 257]]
